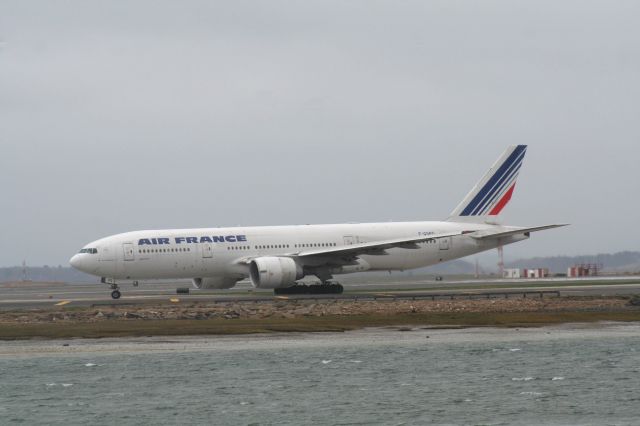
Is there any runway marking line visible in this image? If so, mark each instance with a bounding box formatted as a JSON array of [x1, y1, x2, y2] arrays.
[[55, 300, 71, 306]]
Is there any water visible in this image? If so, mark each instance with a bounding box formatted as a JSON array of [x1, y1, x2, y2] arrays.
[[1, 323, 640, 425]]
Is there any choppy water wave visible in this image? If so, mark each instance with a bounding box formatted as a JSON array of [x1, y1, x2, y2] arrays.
[[1, 323, 640, 425]]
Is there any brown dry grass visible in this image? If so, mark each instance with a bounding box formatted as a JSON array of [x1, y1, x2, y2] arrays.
[[2, 309, 640, 340]]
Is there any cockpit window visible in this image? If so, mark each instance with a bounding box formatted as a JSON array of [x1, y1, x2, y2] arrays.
[[79, 248, 98, 254]]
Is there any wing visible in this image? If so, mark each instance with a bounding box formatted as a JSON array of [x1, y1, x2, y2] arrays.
[[233, 231, 464, 266], [296, 231, 464, 259]]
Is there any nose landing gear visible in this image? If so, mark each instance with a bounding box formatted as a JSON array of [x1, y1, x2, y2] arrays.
[[109, 282, 121, 299], [101, 277, 122, 300]]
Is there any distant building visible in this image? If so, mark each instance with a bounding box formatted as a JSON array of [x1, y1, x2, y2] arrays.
[[523, 268, 549, 278], [567, 264, 602, 277], [503, 268, 522, 279], [503, 268, 549, 279]]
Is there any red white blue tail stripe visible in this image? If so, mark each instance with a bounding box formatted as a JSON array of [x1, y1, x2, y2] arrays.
[[449, 145, 527, 220]]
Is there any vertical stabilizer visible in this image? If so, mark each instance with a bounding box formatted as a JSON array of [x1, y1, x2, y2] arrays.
[[448, 145, 527, 223]]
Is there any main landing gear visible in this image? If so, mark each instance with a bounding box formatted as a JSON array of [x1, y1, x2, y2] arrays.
[[274, 282, 344, 295]]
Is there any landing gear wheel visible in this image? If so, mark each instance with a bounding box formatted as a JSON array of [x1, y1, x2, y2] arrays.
[[274, 283, 343, 295], [111, 290, 121, 300]]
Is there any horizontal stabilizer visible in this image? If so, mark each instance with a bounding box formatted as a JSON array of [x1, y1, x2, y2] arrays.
[[469, 224, 569, 240]]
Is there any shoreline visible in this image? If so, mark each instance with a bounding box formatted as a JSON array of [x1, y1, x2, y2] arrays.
[[2, 322, 640, 357], [1, 296, 639, 340]]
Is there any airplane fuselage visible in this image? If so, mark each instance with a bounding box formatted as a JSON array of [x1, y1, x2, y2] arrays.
[[70, 221, 525, 281]]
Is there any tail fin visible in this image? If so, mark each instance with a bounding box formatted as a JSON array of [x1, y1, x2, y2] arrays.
[[448, 145, 527, 223]]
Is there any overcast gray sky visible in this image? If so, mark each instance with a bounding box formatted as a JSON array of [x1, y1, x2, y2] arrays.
[[1, 1, 638, 267]]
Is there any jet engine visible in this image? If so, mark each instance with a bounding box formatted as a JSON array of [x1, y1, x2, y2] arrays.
[[249, 256, 303, 289], [192, 276, 240, 289]]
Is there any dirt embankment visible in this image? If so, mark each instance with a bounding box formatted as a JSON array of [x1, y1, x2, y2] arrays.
[[0, 296, 636, 325]]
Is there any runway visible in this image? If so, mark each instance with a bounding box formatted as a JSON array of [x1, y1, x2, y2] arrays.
[[2, 276, 640, 310]]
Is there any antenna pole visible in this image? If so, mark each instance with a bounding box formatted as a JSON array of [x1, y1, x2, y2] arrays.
[[497, 245, 504, 277]]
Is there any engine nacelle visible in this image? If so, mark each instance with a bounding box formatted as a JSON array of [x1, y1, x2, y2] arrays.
[[192, 276, 240, 289], [249, 257, 303, 289]]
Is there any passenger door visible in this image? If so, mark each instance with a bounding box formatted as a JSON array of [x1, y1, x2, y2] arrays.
[[123, 243, 135, 261], [439, 237, 450, 250], [343, 236, 358, 245], [202, 243, 213, 258]]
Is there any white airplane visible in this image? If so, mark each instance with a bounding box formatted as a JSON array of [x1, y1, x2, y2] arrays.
[[70, 145, 566, 299]]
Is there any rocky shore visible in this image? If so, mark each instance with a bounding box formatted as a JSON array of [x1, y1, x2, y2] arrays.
[[0, 296, 637, 325]]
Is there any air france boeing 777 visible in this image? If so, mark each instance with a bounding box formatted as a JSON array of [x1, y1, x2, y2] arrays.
[[70, 145, 566, 299]]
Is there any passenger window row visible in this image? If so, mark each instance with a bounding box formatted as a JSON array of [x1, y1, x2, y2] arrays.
[[226, 243, 338, 251], [255, 244, 290, 249], [295, 243, 336, 248], [139, 242, 341, 255], [140, 248, 191, 254]]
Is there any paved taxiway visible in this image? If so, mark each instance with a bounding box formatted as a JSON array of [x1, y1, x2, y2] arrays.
[[1, 277, 640, 310]]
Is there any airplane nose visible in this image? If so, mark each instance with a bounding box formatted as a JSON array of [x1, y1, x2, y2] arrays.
[[69, 254, 83, 271]]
